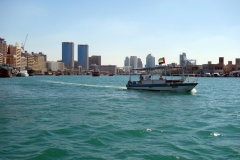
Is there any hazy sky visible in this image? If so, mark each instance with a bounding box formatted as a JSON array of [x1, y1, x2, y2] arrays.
[[1, 0, 239, 67]]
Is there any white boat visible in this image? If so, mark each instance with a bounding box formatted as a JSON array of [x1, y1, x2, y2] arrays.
[[213, 73, 220, 77], [17, 70, 29, 77], [126, 66, 198, 92], [205, 72, 212, 77]]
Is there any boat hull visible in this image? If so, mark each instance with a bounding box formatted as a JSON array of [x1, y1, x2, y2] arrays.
[[92, 71, 100, 76], [27, 69, 35, 76], [126, 83, 198, 92], [0, 68, 12, 77], [17, 70, 29, 77]]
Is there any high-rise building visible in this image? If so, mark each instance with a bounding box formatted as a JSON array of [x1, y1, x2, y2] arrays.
[[130, 56, 137, 69], [78, 44, 89, 70], [62, 42, 74, 69], [130, 56, 137, 73], [6, 43, 21, 67], [146, 54, 155, 68], [137, 58, 143, 68], [124, 57, 130, 66], [179, 52, 187, 66]]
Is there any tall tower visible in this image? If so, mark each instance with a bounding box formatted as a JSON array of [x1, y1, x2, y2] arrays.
[[62, 42, 74, 69], [78, 44, 89, 70], [130, 56, 137, 73], [179, 52, 187, 66], [124, 57, 130, 66], [146, 54, 155, 68], [137, 58, 143, 68], [130, 56, 137, 69]]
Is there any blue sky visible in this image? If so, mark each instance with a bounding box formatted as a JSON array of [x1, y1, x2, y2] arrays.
[[1, 0, 239, 67]]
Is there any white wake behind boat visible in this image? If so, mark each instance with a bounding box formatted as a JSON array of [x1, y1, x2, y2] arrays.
[[126, 65, 198, 92]]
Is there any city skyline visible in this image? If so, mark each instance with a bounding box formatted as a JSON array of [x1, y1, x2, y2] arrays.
[[1, 0, 240, 67]]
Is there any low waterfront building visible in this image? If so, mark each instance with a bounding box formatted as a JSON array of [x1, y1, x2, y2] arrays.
[[117, 67, 124, 74], [46, 61, 58, 71], [123, 66, 131, 74], [32, 52, 47, 73], [89, 55, 101, 71], [201, 57, 224, 75], [57, 61, 65, 71], [225, 58, 240, 73], [101, 65, 117, 74]]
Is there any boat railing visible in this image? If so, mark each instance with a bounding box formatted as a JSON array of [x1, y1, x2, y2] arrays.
[[184, 74, 198, 83]]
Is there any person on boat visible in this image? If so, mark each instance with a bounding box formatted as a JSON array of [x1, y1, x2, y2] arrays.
[[139, 74, 144, 81], [147, 75, 151, 80], [159, 75, 164, 80]]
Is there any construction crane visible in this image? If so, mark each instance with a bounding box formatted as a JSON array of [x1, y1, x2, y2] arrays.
[[21, 34, 28, 52]]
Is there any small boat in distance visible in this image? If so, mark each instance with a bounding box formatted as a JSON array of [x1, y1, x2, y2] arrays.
[[92, 71, 100, 76], [109, 73, 114, 76], [126, 65, 198, 92], [17, 69, 29, 77], [25, 67, 35, 76], [90, 64, 100, 76]]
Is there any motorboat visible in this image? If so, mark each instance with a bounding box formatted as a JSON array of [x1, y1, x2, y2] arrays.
[[126, 66, 198, 92], [17, 70, 29, 77], [213, 73, 220, 77], [205, 73, 212, 77]]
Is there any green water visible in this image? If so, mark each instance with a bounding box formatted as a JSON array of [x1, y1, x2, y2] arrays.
[[0, 75, 240, 159]]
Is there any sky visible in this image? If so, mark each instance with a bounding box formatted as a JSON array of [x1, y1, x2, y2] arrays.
[[1, 0, 240, 67]]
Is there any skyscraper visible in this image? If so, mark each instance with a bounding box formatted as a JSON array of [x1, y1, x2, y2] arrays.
[[179, 52, 187, 66], [130, 56, 137, 69], [130, 56, 137, 73], [146, 54, 155, 68], [137, 58, 143, 68], [124, 57, 130, 66], [78, 44, 89, 70], [62, 42, 74, 69]]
